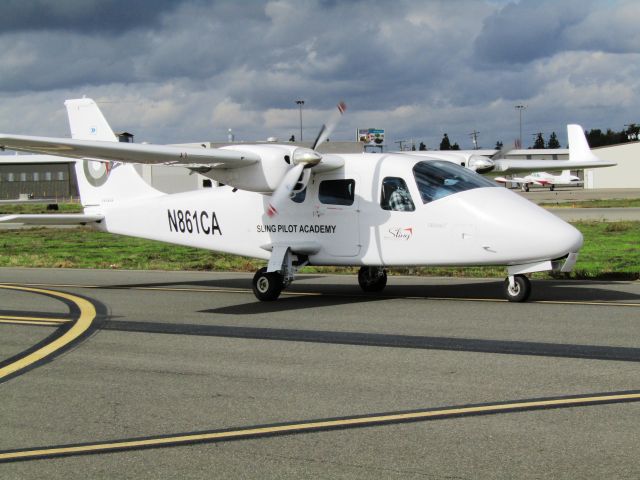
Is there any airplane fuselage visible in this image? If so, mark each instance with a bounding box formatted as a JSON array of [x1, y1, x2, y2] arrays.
[[92, 153, 583, 269]]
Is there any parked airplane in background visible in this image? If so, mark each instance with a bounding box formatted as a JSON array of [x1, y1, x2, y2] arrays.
[[0, 98, 591, 302], [495, 170, 583, 191], [405, 126, 615, 176]]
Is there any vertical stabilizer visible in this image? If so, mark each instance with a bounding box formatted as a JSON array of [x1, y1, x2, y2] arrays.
[[64, 97, 161, 207], [65, 97, 118, 142], [73, 160, 162, 208], [567, 124, 599, 163]]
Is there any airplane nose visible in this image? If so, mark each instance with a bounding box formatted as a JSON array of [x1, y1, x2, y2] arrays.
[[453, 187, 584, 263], [510, 196, 584, 260]]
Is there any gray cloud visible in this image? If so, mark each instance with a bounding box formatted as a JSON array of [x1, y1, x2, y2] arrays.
[[0, 0, 638, 150], [0, 0, 182, 33]]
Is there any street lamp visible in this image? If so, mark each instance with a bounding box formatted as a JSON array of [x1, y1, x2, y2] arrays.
[[295, 100, 305, 142], [515, 105, 526, 148]]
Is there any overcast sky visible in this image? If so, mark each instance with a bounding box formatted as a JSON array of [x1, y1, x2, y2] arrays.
[[1, 0, 639, 150]]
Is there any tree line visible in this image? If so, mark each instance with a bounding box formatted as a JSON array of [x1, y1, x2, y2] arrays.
[[429, 124, 640, 150]]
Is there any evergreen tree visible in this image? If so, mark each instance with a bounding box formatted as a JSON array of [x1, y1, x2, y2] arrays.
[[495, 140, 503, 150], [419, 142, 426, 151], [533, 132, 545, 149], [439, 133, 451, 150], [547, 132, 560, 149], [451, 142, 460, 150]]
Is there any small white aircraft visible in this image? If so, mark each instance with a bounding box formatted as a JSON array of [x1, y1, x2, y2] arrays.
[[495, 170, 582, 191], [402, 128, 615, 177], [0, 98, 595, 302]]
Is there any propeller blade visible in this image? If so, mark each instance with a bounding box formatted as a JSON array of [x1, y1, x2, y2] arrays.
[[266, 163, 305, 217], [312, 101, 347, 150]]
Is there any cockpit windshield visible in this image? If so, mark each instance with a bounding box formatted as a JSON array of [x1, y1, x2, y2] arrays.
[[413, 160, 497, 203]]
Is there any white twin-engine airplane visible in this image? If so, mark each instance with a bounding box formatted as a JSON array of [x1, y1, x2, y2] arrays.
[[495, 171, 582, 192], [0, 98, 612, 302]]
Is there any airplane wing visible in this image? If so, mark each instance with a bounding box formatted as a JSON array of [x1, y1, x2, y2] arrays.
[[492, 158, 615, 174], [0, 134, 260, 168], [492, 125, 615, 174], [0, 213, 104, 225]]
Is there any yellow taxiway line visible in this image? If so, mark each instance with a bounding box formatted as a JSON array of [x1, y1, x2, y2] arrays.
[[1, 390, 639, 463], [0, 285, 96, 381]]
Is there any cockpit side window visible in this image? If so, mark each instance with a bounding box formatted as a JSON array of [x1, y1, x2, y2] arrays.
[[380, 177, 415, 211], [319, 179, 355, 206], [413, 160, 497, 204]]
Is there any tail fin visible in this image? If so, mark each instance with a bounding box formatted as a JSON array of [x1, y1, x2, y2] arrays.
[[74, 160, 162, 208], [567, 124, 600, 162], [64, 98, 161, 207], [65, 97, 117, 141]]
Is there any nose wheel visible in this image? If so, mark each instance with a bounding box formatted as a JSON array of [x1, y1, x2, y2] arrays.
[[358, 266, 388, 292], [503, 275, 531, 302], [252, 267, 284, 301]]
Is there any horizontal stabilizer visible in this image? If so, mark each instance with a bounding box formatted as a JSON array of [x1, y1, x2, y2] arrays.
[[0, 213, 104, 225]]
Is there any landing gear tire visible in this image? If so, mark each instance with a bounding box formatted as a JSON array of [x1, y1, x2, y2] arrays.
[[550, 184, 555, 191], [358, 266, 387, 293], [522, 184, 530, 192], [503, 275, 531, 302], [252, 267, 284, 301]]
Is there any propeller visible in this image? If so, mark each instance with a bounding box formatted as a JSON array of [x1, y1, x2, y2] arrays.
[[312, 101, 347, 150], [266, 101, 347, 217], [266, 148, 321, 217], [266, 163, 305, 217]]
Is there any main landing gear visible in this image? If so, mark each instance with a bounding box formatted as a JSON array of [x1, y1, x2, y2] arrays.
[[252, 254, 533, 302], [252, 267, 284, 301], [358, 266, 387, 292], [503, 274, 531, 302], [252, 246, 308, 301]]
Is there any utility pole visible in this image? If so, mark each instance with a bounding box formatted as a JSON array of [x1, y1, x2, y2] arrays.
[[469, 130, 480, 149], [394, 140, 407, 151], [515, 105, 526, 149], [295, 99, 305, 142]]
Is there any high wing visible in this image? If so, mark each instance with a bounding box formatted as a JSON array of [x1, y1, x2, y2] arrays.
[[0, 134, 260, 168], [492, 158, 614, 174], [492, 124, 615, 174]]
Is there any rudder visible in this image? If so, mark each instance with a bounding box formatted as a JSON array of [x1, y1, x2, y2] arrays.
[[65, 97, 117, 142]]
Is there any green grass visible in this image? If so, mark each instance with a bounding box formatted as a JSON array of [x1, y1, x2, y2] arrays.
[[539, 199, 640, 208], [0, 203, 83, 214], [0, 221, 637, 280]]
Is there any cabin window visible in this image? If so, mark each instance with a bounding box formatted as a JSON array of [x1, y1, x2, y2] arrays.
[[318, 179, 355, 206], [413, 160, 497, 204], [290, 187, 306, 203], [380, 177, 415, 211]]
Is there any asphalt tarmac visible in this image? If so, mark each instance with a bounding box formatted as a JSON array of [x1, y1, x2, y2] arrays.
[[1, 268, 639, 479]]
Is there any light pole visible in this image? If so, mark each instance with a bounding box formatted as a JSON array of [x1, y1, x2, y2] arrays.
[[295, 100, 305, 142], [515, 105, 526, 148]]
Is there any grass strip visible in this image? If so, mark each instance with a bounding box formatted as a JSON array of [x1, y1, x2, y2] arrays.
[[0, 222, 637, 280], [539, 199, 640, 208]]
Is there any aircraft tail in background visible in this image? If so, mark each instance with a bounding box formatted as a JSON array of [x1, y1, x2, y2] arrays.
[[65, 97, 118, 142], [567, 124, 600, 163]]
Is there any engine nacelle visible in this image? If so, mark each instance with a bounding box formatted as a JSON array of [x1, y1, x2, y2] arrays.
[[210, 144, 300, 193]]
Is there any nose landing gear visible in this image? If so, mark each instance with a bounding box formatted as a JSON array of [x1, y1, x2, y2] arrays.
[[503, 274, 531, 302]]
